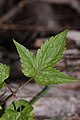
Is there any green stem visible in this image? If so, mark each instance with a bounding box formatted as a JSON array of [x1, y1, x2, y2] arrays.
[[29, 86, 51, 105]]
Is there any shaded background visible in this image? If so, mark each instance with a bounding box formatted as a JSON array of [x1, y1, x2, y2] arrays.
[[0, 0, 80, 120]]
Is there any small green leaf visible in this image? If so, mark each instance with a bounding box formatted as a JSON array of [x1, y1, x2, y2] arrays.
[[1, 100, 34, 120], [7, 100, 33, 111], [36, 30, 68, 70], [13, 40, 36, 77], [1, 109, 20, 120], [0, 63, 9, 89], [35, 67, 75, 85]]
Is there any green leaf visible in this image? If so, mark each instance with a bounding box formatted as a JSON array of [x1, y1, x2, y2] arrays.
[[35, 67, 75, 85], [36, 30, 68, 70], [1, 100, 34, 120], [13, 40, 36, 77], [0, 118, 6, 120], [0, 63, 9, 89], [7, 100, 33, 111], [1, 109, 20, 120], [13, 31, 76, 87]]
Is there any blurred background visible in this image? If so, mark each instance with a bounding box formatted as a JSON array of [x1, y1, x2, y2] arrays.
[[0, 0, 80, 120]]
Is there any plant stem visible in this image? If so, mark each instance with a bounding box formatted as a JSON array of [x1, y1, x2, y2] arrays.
[[4, 82, 13, 93], [0, 78, 33, 106], [0, 93, 13, 106], [0, 77, 51, 106], [29, 86, 51, 105], [14, 77, 33, 93]]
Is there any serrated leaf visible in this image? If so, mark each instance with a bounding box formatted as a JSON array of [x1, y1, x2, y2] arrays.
[[0, 63, 9, 90], [1, 100, 34, 120], [36, 30, 68, 70], [35, 67, 75, 85], [13, 40, 36, 77]]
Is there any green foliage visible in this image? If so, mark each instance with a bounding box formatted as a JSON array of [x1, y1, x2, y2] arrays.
[[36, 30, 67, 70], [0, 63, 9, 89], [13, 40, 36, 77], [0, 30, 76, 119], [35, 67, 75, 85], [0, 100, 34, 120], [14, 30, 75, 85], [0, 118, 6, 120]]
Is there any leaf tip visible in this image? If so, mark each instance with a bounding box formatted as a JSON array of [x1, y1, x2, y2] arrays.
[[13, 39, 17, 45], [13, 39, 20, 49], [63, 29, 68, 35]]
